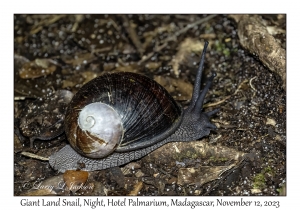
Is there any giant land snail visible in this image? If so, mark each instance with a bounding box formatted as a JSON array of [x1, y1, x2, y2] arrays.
[[18, 41, 218, 173]]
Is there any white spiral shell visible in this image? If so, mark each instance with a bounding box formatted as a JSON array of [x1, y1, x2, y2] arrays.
[[73, 102, 123, 158]]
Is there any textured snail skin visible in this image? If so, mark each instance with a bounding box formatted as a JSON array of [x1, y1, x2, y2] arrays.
[[49, 41, 218, 172]]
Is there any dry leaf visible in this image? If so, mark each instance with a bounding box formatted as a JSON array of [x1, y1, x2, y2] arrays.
[[19, 59, 57, 79], [169, 38, 204, 76], [127, 181, 143, 196], [63, 170, 89, 193], [177, 165, 235, 186]]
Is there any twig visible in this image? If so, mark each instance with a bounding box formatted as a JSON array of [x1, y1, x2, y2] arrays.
[[21, 152, 49, 161], [139, 15, 217, 64], [203, 95, 231, 108], [138, 42, 168, 65], [203, 79, 248, 108], [30, 15, 67, 35], [249, 76, 257, 97], [121, 15, 145, 56], [14, 96, 37, 100], [168, 15, 217, 42], [249, 76, 257, 91]]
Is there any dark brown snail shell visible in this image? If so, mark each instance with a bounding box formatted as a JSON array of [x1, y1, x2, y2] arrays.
[[65, 72, 183, 158]]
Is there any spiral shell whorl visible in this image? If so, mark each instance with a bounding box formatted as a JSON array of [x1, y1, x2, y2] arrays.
[[69, 102, 123, 158], [79, 115, 96, 130]]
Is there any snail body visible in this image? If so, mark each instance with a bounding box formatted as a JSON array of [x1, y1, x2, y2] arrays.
[[49, 41, 218, 172]]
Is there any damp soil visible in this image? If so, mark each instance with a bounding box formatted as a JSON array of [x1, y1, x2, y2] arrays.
[[14, 14, 286, 196]]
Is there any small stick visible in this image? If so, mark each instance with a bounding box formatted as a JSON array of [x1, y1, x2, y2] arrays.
[[21, 152, 49, 161], [139, 15, 217, 64], [203, 79, 248, 108], [121, 15, 145, 56]]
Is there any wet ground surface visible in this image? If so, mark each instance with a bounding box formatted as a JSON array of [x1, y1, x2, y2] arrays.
[[14, 14, 286, 196]]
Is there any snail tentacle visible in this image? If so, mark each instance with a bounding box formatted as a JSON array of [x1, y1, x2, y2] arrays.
[[189, 41, 209, 108]]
